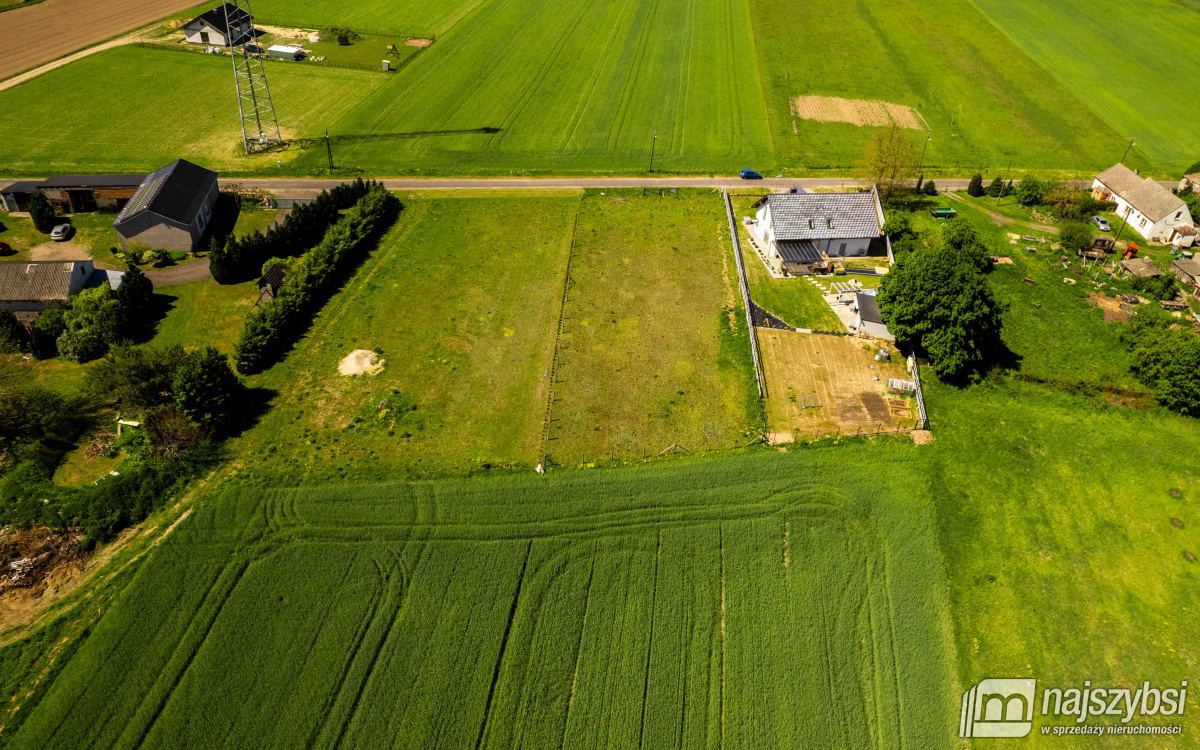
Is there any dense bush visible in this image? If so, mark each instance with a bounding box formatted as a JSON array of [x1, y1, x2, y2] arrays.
[[56, 328, 105, 364], [922, 180, 937, 196], [29, 309, 66, 360], [173, 347, 241, 429], [1123, 309, 1200, 416], [1130, 273, 1180, 301], [1015, 176, 1045, 206], [877, 242, 1006, 382], [0, 310, 29, 353], [235, 184, 400, 374], [1058, 221, 1093, 253], [85, 344, 185, 412], [209, 178, 374, 283], [967, 173, 985, 197], [941, 219, 990, 270], [27, 193, 55, 233]]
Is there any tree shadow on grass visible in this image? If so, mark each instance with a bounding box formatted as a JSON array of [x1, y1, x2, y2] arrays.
[[223, 384, 278, 440]]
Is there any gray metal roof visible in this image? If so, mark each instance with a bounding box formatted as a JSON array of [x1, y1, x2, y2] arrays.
[[764, 192, 881, 241], [113, 160, 217, 227], [0, 261, 88, 302], [0, 180, 46, 195], [1096, 163, 1186, 223], [1172, 258, 1200, 277], [776, 240, 823, 264], [40, 174, 146, 189]]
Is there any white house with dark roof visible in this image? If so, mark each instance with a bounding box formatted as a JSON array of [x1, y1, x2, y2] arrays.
[[112, 160, 219, 252], [751, 189, 885, 274], [184, 2, 253, 46], [1091, 163, 1192, 243]]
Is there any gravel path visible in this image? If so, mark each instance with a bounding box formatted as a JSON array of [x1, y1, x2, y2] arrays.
[[145, 257, 212, 286]]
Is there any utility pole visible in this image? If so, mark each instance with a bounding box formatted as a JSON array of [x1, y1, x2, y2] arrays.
[[1115, 205, 1133, 244], [916, 133, 931, 183], [1121, 138, 1136, 164], [648, 130, 657, 174], [996, 159, 1011, 206], [325, 127, 334, 174]]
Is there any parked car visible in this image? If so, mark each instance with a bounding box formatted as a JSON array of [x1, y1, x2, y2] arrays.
[[244, 44, 264, 54], [1092, 215, 1111, 231], [740, 169, 763, 180], [50, 223, 73, 241]]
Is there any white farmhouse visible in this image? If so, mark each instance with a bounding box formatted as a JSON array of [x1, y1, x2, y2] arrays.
[[183, 2, 253, 47], [1091, 163, 1193, 243], [751, 188, 885, 274]]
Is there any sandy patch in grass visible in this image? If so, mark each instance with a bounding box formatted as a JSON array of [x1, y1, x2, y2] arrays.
[[405, 38, 433, 47], [791, 96, 928, 130], [338, 349, 384, 376], [28, 241, 91, 261], [1088, 292, 1128, 322], [910, 430, 934, 445]]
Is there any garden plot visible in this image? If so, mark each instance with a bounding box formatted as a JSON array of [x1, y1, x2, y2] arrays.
[[757, 330, 916, 440], [791, 95, 927, 129]]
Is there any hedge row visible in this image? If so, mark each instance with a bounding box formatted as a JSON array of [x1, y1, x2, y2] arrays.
[[234, 184, 400, 374], [210, 177, 374, 283]]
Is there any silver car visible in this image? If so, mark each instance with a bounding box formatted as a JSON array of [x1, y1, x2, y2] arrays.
[[1092, 215, 1111, 232], [50, 223, 73, 241]]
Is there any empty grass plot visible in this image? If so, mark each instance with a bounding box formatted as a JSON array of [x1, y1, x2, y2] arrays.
[[546, 190, 759, 464], [0, 449, 959, 750], [791, 96, 927, 129], [758, 331, 916, 440], [233, 193, 579, 482]]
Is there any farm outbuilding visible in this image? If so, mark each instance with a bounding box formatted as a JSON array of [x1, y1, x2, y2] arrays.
[[1092, 163, 1193, 243], [2, 175, 145, 213], [853, 292, 894, 340], [749, 189, 886, 274], [267, 45, 304, 61], [0, 181, 45, 212], [1171, 258, 1200, 294], [0, 260, 95, 314], [184, 2, 253, 46], [112, 160, 218, 253], [1120, 256, 1162, 278]]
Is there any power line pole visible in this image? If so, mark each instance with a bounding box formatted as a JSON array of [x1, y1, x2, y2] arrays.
[[996, 159, 1011, 206], [648, 130, 657, 174], [226, 0, 282, 154], [1115, 205, 1133, 244], [916, 134, 931, 175], [325, 127, 334, 173], [1121, 138, 1136, 164]]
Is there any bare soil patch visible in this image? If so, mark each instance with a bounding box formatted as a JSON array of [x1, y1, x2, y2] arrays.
[[758, 330, 918, 439], [0, 0, 201, 81], [405, 38, 434, 47], [791, 96, 928, 130], [910, 430, 934, 445], [338, 349, 384, 376], [28, 241, 91, 261], [1088, 291, 1128, 322]]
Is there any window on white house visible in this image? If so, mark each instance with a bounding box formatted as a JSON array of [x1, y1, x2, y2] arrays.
[[1177, 211, 1183, 219], [200, 31, 209, 43], [1139, 218, 1146, 227], [839, 243, 847, 255]]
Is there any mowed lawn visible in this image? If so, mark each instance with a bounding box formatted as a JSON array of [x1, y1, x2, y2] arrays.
[[232, 192, 579, 483], [0, 46, 388, 174], [548, 190, 758, 464], [0, 448, 959, 750], [967, 0, 1200, 173], [297, 0, 773, 175], [748, 0, 1130, 174], [248, 0, 485, 36], [149, 279, 258, 353]]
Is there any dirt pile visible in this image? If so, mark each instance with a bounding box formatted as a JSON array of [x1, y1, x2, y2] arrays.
[[0, 526, 84, 597], [338, 349, 385, 376]]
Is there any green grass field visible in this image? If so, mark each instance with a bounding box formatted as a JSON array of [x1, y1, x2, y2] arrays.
[[290, 0, 774, 175], [548, 190, 758, 464], [248, 0, 483, 36], [747, 0, 1132, 175], [149, 278, 258, 352], [0, 447, 958, 750], [231, 192, 579, 483], [0, 47, 388, 174], [966, 0, 1200, 173]]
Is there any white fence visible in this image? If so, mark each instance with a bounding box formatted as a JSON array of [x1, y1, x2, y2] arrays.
[[908, 354, 929, 428]]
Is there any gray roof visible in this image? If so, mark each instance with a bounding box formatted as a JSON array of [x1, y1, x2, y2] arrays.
[[763, 192, 881, 241], [40, 174, 146, 189], [189, 2, 252, 34], [856, 292, 883, 324], [1095, 163, 1186, 223], [776, 240, 823, 264], [1172, 258, 1200, 277], [0, 261, 89, 302], [1121, 257, 1162, 277], [0, 180, 46, 195], [113, 159, 217, 227]]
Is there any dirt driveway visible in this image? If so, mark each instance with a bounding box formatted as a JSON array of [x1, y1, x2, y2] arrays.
[[0, 0, 198, 82], [28, 240, 93, 261]]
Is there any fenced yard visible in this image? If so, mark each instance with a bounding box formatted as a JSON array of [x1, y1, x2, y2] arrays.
[[758, 330, 919, 441]]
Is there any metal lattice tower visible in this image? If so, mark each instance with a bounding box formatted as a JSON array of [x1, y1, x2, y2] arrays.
[[226, 0, 282, 154]]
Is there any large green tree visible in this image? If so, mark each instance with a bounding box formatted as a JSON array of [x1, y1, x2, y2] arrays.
[[877, 245, 1006, 381], [27, 193, 55, 233], [966, 173, 985, 197], [85, 344, 187, 414], [173, 346, 242, 429]]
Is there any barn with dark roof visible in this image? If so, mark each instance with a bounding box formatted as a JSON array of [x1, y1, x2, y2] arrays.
[[111, 160, 219, 252]]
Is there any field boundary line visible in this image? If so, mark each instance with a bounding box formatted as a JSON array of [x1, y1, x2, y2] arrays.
[[721, 187, 765, 399], [539, 193, 584, 468]]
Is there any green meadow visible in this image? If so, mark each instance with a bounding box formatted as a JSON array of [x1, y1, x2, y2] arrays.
[[966, 0, 1200, 173], [0, 46, 387, 174], [249, 0, 485, 37], [0, 448, 958, 750]]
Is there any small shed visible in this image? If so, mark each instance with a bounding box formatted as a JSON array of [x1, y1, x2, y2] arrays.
[[256, 264, 284, 304], [38, 174, 147, 213], [1120, 257, 1162, 278], [1171, 258, 1200, 294], [0, 180, 46, 212], [1169, 225, 1197, 249], [854, 292, 894, 341], [268, 45, 304, 61]]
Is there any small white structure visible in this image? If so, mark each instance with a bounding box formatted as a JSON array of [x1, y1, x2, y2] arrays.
[[750, 188, 885, 274], [1091, 163, 1193, 243], [183, 2, 253, 47], [853, 292, 894, 340], [268, 45, 305, 61]]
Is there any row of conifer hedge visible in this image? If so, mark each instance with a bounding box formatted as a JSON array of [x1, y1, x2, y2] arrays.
[[233, 183, 400, 374]]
